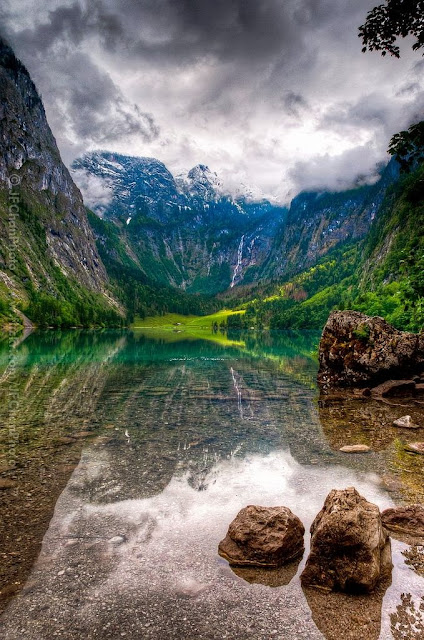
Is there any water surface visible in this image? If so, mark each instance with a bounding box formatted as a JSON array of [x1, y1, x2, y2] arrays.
[[0, 330, 423, 639]]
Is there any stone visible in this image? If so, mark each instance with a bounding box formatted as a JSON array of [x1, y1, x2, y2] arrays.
[[0, 479, 17, 490], [371, 380, 416, 398], [56, 437, 76, 445], [405, 442, 424, 455], [382, 505, 424, 538], [318, 311, 424, 391], [218, 505, 305, 568], [339, 444, 371, 453], [109, 535, 126, 545], [300, 487, 392, 593], [393, 415, 420, 429]]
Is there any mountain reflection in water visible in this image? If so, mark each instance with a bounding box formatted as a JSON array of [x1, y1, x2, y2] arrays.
[[0, 329, 423, 639]]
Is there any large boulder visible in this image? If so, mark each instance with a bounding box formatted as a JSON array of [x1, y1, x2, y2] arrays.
[[318, 311, 424, 392], [218, 505, 304, 567], [300, 487, 392, 593]]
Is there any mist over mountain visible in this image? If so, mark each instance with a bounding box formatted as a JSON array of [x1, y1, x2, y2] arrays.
[[0, 35, 421, 335], [72, 151, 286, 293], [71, 150, 399, 296]]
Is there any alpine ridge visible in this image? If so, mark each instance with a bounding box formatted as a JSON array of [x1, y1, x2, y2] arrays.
[[0, 37, 122, 327], [72, 151, 286, 294]]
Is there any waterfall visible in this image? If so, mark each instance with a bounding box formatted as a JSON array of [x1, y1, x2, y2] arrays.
[[230, 234, 244, 288]]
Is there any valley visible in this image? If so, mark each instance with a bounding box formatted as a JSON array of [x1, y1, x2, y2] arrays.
[[1, 36, 422, 336], [1, 3, 424, 638]]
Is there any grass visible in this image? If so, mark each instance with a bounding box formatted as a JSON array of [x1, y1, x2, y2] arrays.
[[131, 310, 246, 346]]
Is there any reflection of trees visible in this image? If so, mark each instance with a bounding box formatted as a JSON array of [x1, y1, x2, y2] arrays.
[[77, 339, 321, 502], [0, 330, 126, 456], [0, 330, 128, 614], [390, 593, 424, 639]]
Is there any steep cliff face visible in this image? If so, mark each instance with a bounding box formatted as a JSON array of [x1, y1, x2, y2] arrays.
[[72, 151, 285, 294], [0, 38, 115, 322], [261, 161, 399, 281], [73, 151, 400, 297]]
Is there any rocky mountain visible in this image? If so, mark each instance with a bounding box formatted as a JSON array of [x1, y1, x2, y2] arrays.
[[261, 160, 400, 281], [0, 36, 410, 329], [231, 161, 424, 333], [72, 151, 286, 294], [72, 151, 400, 297], [0, 38, 121, 326]]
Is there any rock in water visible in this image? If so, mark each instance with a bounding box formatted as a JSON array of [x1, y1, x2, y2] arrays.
[[371, 379, 416, 397], [393, 415, 419, 429], [301, 487, 392, 593], [218, 505, 305, 567], [382, 505, 424, 538], [339, 444, 371, 453], [405, 442, 424, 455], [318, 311, 424, 391]]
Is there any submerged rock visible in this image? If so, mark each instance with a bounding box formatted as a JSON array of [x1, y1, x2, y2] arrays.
[[405, 442, 424, 455], [393, 415, 420, 429], [339, 444, 371, 453], [218, 505, 304, 568], [301, 487, 392, 593], [382, 505, 424, 539], [318, 311, 424, 392], [371, 380, 416, 398]]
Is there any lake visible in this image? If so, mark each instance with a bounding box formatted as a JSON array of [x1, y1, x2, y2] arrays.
[[0, 329, 423, 639]]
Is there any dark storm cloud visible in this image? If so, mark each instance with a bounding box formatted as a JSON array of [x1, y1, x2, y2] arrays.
[[5, 0, 310, 64], [1, 0, 421, 199], [1, 1, 158, 161], [10, 1, 124, 52], [282, 92, 310, 118], [52, 52, 159, 143]]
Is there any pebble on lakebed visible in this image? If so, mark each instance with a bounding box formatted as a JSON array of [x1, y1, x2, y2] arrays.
[[405, 442, 424, 455], [393, 415, 420, 429], [109, 535, 126, 546], [339, 444, 371, 453]]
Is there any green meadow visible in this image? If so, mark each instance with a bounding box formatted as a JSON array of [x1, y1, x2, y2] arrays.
[[131, 310, 245, 345]]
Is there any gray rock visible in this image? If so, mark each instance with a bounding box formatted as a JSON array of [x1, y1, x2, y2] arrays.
[[0, 38, 110, 299]]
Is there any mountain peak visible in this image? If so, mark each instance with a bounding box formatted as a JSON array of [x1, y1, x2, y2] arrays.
[[183, 164, 223, 201]]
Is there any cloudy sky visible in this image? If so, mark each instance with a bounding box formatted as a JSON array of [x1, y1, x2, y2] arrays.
[[1, 0, 423, 202]]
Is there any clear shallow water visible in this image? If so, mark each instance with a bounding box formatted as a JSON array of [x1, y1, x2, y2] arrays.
[[0, 329, 423, 639]]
